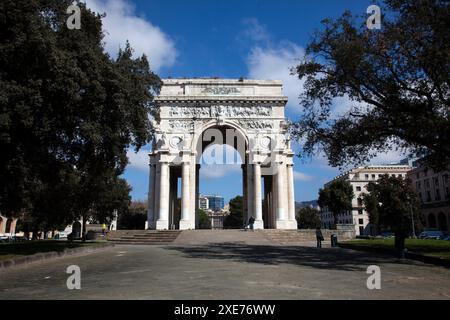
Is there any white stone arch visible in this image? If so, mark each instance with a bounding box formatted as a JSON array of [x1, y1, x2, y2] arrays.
[[192, 119, 249, 165], [146, 78, 297, 230]]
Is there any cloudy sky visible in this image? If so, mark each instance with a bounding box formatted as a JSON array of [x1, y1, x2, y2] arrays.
[[84, 0, 406, 203]]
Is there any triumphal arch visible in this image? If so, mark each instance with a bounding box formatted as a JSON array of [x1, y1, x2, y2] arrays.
[[147, 78, 297, 230]]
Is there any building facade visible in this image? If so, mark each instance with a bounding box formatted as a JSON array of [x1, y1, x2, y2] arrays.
[[408, 164, 450, 232], [205, 195, 224, 212], [0, 215, 18, 236], [198, 196, 209, 210], [320, 165, 411, 235]]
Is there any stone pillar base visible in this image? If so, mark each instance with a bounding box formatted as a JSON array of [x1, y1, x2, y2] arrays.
[[276, 220, 297, 230], [156, 220, 169, 230], [179, 219, 191, 230], [146, 220, 156, 230], [253, 220, 264, 230]]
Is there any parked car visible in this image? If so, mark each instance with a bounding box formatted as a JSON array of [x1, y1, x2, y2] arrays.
[[380, 231, 395, 238], [54, 231, 68, 240], [419, 230, 444, 239]]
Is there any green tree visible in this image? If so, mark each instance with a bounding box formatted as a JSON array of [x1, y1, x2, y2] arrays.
[[118, 200, 147, 230], [364, 175, 423, 256], [292, 0, 450, 169], [0, 0, 161, 231], [198, 209, 211, 229], [296, 207, 321, 229], [223, 196, 243, 229], [318, 180, 354, 228]]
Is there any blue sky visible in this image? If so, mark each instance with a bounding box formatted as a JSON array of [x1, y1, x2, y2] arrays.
[[85, 0, 405, 204]]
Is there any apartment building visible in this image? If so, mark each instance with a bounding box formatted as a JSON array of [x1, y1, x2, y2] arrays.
[[321, 165, 411, 235]]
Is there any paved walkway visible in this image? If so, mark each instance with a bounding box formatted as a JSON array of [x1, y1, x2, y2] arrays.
[[0, 231, 449, 299]]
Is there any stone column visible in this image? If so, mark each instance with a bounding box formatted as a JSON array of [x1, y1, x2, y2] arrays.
[[156, 162, 170, 230], [179, 161, 190, 230], [286, 164, 297, 229], [0, 216, 6, 234], [253, 163, 264, 229], [246, 163, 254, 226], [277, 163, 286, 222], [195, 164, 200, 228], [147, 164, 156, 229]]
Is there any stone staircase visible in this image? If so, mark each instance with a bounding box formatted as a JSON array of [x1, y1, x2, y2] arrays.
[[107, 230, 182, 245]]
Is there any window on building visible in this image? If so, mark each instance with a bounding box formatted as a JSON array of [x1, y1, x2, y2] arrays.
[[445, 187, 450, 199], [433, 177, 439, 186], [425, 179, 430, 188], [356, 186, 361, 191], [365, 174, 369, 180], [358, 209, 363, 215], [357, 198, 363, 206], [443, 174, 449, 185], [371, 174, 376, 179], [359, 219, 364, 225], [416, 172, 420, 179], [427, 191, 432, 202], [435, 189, 441, 201]]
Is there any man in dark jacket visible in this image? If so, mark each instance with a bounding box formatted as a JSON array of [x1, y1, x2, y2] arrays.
[[316, 227, 324, 248]]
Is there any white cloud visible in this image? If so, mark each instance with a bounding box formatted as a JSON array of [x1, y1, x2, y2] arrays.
[[199, 144, 243, 166], [369, 148, 407, 165], [84, 0, 177, 71], [201, 164, 242, 179], [126, 149, 149, 172], [247, 43, 305, 114], [241, 17, 271, 43], [293, 171, 314, 182]]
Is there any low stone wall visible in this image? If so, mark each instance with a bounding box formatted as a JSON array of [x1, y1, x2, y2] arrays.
[[285, 229, 355, 241]]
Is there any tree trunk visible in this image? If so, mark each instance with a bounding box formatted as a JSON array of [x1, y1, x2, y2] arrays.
[[31, 226, 38, 240], [82, 214, 87, 242], [394, 231, 406, 258]]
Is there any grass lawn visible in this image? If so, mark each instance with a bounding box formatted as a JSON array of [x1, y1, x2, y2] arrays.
[[0, 240, 106, 261], [342, 238, 450, 260]]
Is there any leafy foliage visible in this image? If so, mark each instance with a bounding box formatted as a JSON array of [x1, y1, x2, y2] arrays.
[[197, 209, 211, 229], [363, 175, 423, 234], [296, 207, 321, 229], [292, 0, 450, 168], [318, 179, 354, 227], [223, 196, 243, 228], [0, 0, 161, 230], [118, 201, 146, 230], [363, 174, 423, 255]]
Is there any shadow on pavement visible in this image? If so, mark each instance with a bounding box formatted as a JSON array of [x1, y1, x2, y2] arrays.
[[164, 243, 418, 271]]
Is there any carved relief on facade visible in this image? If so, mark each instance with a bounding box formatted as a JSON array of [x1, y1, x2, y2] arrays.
[[167, 105, 272, 119], [237, 119, 274, 130]]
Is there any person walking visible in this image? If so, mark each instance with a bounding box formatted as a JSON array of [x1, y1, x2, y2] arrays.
[[102, 223, 107, 236], [316, 227, 324, 248], [248, 216, 255, 231]]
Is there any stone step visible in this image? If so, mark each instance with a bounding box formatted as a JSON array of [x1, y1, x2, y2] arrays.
[[122, 234, 179, 238], [107, 230, 182, 245]]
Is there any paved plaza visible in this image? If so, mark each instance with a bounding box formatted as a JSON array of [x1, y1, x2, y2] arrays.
[[1, 231, 449, 299]]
